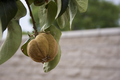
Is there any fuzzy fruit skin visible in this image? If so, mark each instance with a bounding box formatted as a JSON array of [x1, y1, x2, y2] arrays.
[[27, 33, 58, 63]]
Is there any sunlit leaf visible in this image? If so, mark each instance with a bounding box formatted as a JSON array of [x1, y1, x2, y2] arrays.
[[21, 36, 35, 56], [39, 4, 47, 28], [45, 25, 62, 43], [34, 0, 45, 6], [28, 0, 35, 5], [43, 45, 61, 72], [43, 25, 62, 72], [75, 0, 88, 13], [57, 8, 70, 29], [14, 0, 27, 20], [0, 20, 22, 65], [58, 0, 69, 17], [31, 4, 40, 29], [55, 0, 62, 18], [0, 0, 17, 32], [69, 0, 77, 29], [0, 19, 2, 41], [39, 1, 57, 31]]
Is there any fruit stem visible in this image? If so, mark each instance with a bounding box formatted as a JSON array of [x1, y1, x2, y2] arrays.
[[25, 0, 38, 37]]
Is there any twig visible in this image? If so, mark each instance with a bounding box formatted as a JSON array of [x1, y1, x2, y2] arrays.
[[25, 0, 38, 36]]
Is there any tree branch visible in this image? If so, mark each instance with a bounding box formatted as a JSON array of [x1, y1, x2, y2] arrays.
[[25, 0, 38, 36]]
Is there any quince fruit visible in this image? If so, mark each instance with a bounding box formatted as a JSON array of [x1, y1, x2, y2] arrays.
[[27, 33, 58, 63]]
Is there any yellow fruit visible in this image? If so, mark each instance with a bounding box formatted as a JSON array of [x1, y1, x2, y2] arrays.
[[27, 33, 58, 63]]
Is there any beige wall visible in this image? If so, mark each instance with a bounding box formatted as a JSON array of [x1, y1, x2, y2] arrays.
[[0, 28, 120, 80]]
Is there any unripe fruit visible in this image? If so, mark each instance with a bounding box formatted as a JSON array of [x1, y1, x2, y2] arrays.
[[27, 33, 58, 63]]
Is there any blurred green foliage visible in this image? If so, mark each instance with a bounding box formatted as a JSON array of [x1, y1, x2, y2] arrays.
[[72, 0, 120, 30], [30, 0, 120, 31]]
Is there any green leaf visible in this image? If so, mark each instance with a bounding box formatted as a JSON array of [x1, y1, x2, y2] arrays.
[[75, 0, 88, 13], [45, 25, 62, 43], [69, 0, 77, 29], [39, 1, 57, 31], [57, 8, 70, 29], [14, 0, 27, 20], [21, 36, 35, 56], [28, 0, 35, 5], [34, 0, 45, 6], [58, 0, 69, 17], [0, 20, 22, 65], [39, 4, 47, 28], [0, 0, 18, 32], [0, 19, 2, 41], [43, 25, 62, 72], [31, 4, 41, 29], [43, 45, 61, 72], [55, 0, 62, 18]]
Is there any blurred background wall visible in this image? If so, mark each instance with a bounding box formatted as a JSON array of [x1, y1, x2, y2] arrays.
[[0, 28, 120, 80]]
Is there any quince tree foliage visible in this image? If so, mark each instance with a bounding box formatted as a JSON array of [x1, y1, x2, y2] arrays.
[[0, 0, 88, 72]]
